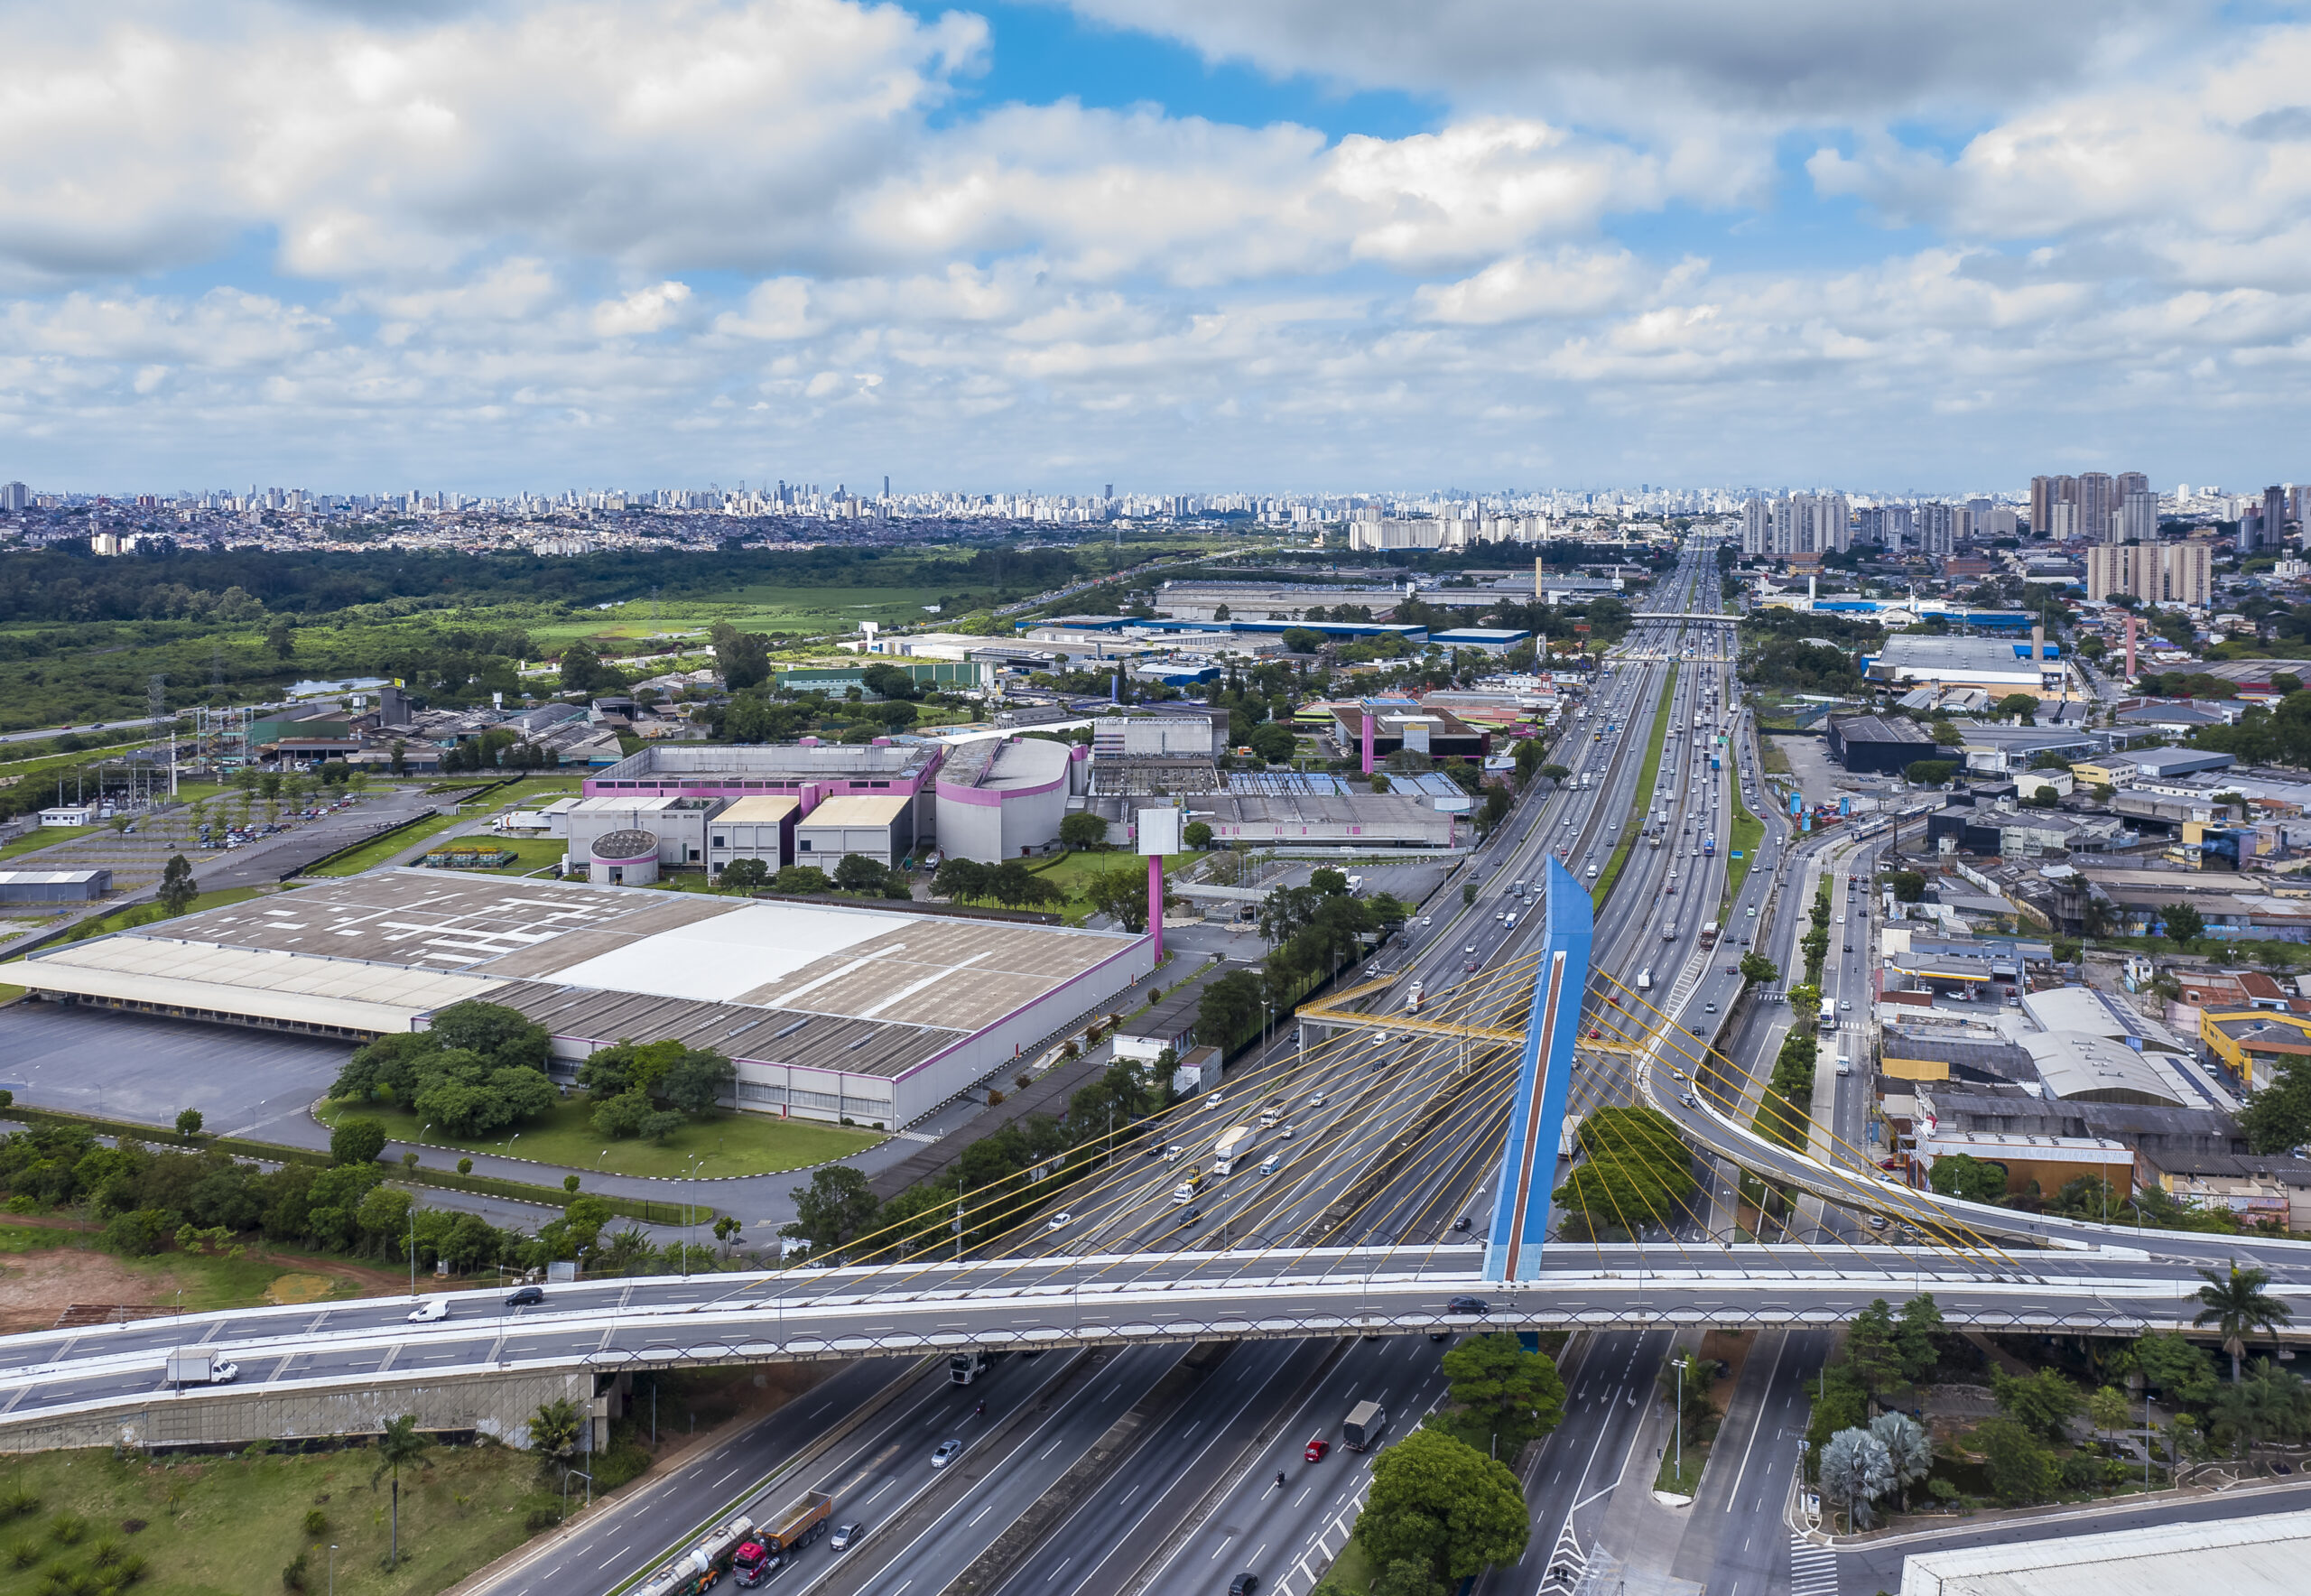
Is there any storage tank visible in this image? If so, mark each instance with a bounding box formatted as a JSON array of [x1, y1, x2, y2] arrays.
[[589, 828, 661, 886]]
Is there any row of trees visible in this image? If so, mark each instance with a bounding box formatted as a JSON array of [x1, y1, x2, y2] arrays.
[[329, 1001, 557, 1139], [1553, 1106, 1696, 1239]]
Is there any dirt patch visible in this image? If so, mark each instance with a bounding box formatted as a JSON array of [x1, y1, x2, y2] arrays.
[[1697, 1327, 1756, 1419], [264, 1271, 338, 1304], [0, 1248, 169, 1333]]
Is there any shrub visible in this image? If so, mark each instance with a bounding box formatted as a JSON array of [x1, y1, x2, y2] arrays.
[[282, 1550, 309, 1591], [524, 1508, 562, 1533], [1, 1490, 35, 1519], [49, 1513, 85, 1545], [457, 1157, 473, 1174], [89, 1538, 123, 1569], [302, 1509, 329, 1537], [7, 1542, 35, 1570], [329, 1118, 389, 1166]]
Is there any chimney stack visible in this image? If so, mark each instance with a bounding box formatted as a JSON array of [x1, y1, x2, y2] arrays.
[[2031, 623, 2045, 663]]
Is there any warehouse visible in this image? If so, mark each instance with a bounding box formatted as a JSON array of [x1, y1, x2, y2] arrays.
[[707, 793, 799, 874], [934, 736, 1083, 862], [0, 868, 112, 903], [1824, 714, 1935, 775], [794, 793, 914, 868], [17, 869, 1152, 1127]]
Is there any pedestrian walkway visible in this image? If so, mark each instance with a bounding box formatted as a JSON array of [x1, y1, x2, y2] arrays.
[[1787, 1535, 1839, 1596]]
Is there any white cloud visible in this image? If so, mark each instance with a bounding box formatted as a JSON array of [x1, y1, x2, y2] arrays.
[[590, 281, 693, 338]]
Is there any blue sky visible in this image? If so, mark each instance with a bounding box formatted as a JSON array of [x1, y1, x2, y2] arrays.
[[0, 0, 2306, 496]]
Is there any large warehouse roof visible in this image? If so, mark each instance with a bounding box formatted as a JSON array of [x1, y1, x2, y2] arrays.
[[22, 869, 1136, 1069]]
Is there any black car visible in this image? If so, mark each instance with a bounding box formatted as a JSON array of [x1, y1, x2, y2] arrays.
[[505, 1285, 545, 1308], [1444, 1295, 1490, 1316], [1452, 1216, 1472, 1232], [1229, 1577, 1260, 1596]]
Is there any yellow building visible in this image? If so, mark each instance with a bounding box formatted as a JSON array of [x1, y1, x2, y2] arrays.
[[2200, 1009, 2311, 1091]]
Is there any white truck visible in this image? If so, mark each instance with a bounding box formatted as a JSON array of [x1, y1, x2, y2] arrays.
[[1211, 1125, 1255, 1175], [1636, 969, 1653, 991], [1403, 980, 1425, 1014], [162, 1349, 238, 1387]]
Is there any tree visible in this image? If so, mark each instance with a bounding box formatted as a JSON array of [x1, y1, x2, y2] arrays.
[[1434, 1335, 1566, 1455], [370, 1414, 434, 1569], [2133, 1331, 2219, 1407], [1248, 721, 1296, 764], [774, 864, 832, 895], [833, 853, 889, 894], [155, 853, 198, 916], [1904, 759, 1958, 786], [2195, 1259, 2292, 1381], [1976, 1416, 2058, 1505], [1928, 720, 1963, 747], [1196, 970, 1266, 1049], [710, 622, 772, 691], [1183, 820, 1214, 849], [719, 857, 770, 893], [1927, 1152, 2009, 1204], [1816, 1427, 1894, 1530], [559, 640, 609, 696], [1846, 1299, 1904, 1401], [1369, 1560, 1444, 1596], [784, 1166, 880, 1256], [1996, 692, 2040, 721], [2087, 1385, 2130, 1444], [1353, 1427, 1530, 1585], [1991, 1366, 2081, 1441], [527, 1397, 583, 1485], [1870, 1411, 1932, 1512], [1738, 952, 1780, 987], [1895, 1294, 1945, 1387], [173, 1108, 204, 1140], [1538, 763, 1572, 784], [2241, 1054, 2311, 1154], [1280, 626, 1323, 654], [660, 1049, 736, 1117], [2159, 902, 2205, 943], [1059, 811, 1109, 850], [330, 1117, 388, 1167]]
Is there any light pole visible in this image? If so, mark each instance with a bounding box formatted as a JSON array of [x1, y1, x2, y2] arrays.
[[329, 1545, 337, 1596], [1672, 1355, 1691, 1480]]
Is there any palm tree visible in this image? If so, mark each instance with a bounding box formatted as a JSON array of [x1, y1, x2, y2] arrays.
[[370, 1414, 433, 1570], [2195, 1260, 2292, 1383]]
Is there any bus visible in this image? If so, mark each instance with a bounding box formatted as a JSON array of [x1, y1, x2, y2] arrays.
[[1703, 835, 1716, 856], [1817, 998, 1837, 1032]]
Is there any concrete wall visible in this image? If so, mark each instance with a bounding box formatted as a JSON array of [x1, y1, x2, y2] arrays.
[[0, 1367, 596, 1455]]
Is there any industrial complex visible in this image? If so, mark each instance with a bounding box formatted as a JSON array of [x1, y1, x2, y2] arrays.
[[18, 869, 1153, 1127]]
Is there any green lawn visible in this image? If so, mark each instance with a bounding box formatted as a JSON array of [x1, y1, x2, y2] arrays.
[[421, 837, 570, 876], [1654, 1436, 1711, 1496], [1598, 664, 1676, 910], [0, 1441, 555, 1596], [525, 585, 971, 645], [315, 1093, 886, 1176], [1720, 755, 1765, 920], [306, 812, 472, 877]]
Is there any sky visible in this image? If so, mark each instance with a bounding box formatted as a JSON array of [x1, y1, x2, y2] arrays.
[[4, 0, 2311, 496]]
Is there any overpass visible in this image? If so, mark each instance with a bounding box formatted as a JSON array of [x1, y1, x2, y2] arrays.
[[5, 853, 2306, 1453]]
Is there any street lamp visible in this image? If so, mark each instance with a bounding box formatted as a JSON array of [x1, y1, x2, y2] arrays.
[[1672, 1355, 1691, 1480]]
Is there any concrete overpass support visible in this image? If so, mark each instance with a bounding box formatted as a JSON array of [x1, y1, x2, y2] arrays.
[[0, 1366, 596, 1456], [1485, 857, 1592, 1281]]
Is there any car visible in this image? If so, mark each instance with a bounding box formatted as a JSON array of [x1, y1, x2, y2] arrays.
[[1230, 1576, 1260, 1596], [1607, 994, 1620, 1007], [1703, 1001, 1717, 1014], [1304, 1438, 1331, 1462], [1164, 1144, 1185, 1161], [1671, 1068, 1687, 1081], [1207, 1093, 1226, 1110], [1465, 943, 1477, 954], [1840, 1000, 1852, 1011], [1679, 1091, 1697, 1108], [932, 1440, 962, 1468], [1045, 1212, 1072, 1232], [505, 1285, 545, 1308], [1420, 916, 1431, 926], [1180, 1207, 1202, 1225], [1444, 1295, 1490, 1316], [1588, 1027, 1601, 1039], [1452, 1215, 1472, 1232], [831, 1524, 861, 1552], [1307, 1094, 1326, 1109], [1464, 959, 1479, 971]]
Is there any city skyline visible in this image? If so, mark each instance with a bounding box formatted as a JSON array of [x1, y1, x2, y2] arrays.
[[3, 2, 2308, 491]]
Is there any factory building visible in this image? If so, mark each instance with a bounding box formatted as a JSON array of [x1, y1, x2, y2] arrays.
[[18, 870, 1153, 1127]]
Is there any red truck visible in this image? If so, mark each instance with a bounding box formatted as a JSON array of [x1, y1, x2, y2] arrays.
[[734, 1490, 834, 1586]]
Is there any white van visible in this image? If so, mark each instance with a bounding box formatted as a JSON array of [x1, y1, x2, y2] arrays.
[[406, 1295, 450, 1323], [1258, 1154, 1282, 1175], [1836, 1053, 1852, 1077]]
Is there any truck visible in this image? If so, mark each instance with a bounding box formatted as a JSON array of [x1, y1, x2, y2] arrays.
[[1703, 834, 1716, 855], [1699, 921, 1719, 948], [951, 1350, 1008, 1385], [1818, 997, 1838, 1033], [743, 1490, 834, 1579], [162, 1349, 237, 1387], [1211, 1125, 1255, 1174], [1343, 1399, 1389, 1452], [1648, 830, 1661, 849], [1709, 756, 1721, 772], [1835, 1051, 1852, 1078], [640, 1512, 768, 1596], [1259, 1096, 1286, 1128], [1403, 980, 1425, 1015], [1636, 968, 1653, 991]]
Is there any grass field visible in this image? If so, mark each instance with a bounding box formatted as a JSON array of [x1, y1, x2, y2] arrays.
[[1597, 664, 1677, 910], [1720, 755, 1765, 920], [525, 585, 968, 645], [307, 812, 472, 877], [314, 1094, 885, 1176], [418, 837, 570, 876], [0, 1440, 552, 1596]]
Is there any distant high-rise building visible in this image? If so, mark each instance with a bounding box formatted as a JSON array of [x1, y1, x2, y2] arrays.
[[2087, 541, 2210, 608], [1105, 483, 1114, 501], [0, 481, 26, 513], [882, 475, 890, 499], [1916, 502, 1957, 556], [2116, 471, 2149, 503], [2076, 472, 2115, 541], [2266, 485, 2288, 552], [2120, 490, 2158, 543], [2030, 474, 2079, 535]]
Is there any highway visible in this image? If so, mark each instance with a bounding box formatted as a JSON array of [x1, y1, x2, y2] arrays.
[[16, 539, 2310, 1596]]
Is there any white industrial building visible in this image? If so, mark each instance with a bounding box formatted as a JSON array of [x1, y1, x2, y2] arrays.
[[18, 870, 1153, 1127], [934, 737, 1084, 862]]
